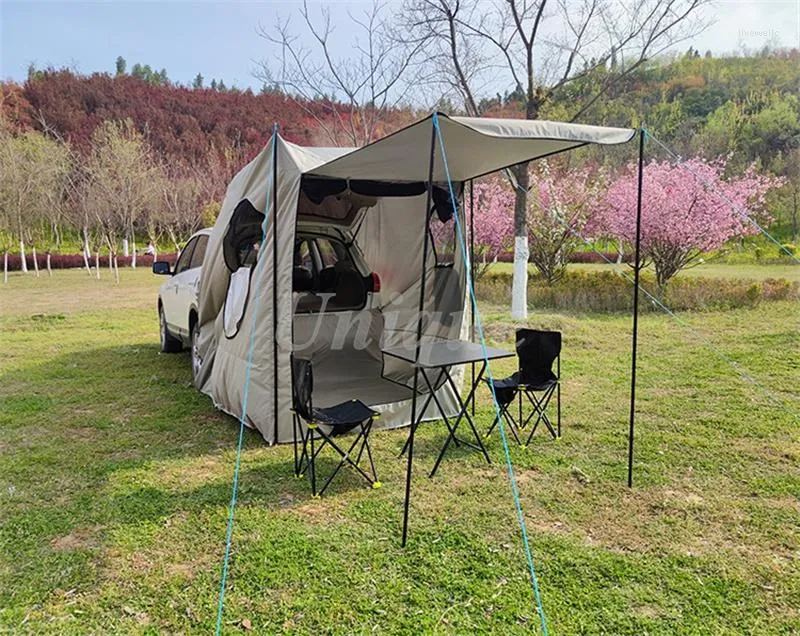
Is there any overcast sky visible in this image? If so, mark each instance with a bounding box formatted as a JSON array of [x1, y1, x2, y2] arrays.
[[1, 0, 798, 91]]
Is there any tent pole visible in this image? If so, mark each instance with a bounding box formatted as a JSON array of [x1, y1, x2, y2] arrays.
[[628, 127, 645, 488], [272, 124, 279, 445], [402, 118, 437, 547], [469, 179, 475, 415]]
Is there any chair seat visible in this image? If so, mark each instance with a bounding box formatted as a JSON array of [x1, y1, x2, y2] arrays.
[[486, 372, 558, 395], [312, 399, 377, 432]]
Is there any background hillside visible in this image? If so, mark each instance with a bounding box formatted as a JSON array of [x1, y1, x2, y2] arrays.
[[0, 49, 798, 260]]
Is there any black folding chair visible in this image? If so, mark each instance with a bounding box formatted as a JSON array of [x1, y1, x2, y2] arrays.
[[485, 329, 561, 446], [291, 356, 381, 496]]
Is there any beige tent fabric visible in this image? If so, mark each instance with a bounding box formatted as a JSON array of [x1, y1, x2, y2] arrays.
[[196, 137, 463, 444], [196, 138, 351, 443], [309, 113, 635, 182], [195, 114, 634, 445]]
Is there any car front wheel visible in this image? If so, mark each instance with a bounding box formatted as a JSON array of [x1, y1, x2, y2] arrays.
[[159, 305, 183, 353]]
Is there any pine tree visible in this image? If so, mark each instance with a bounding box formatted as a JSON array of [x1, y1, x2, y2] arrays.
[[192, 73, 204, 89], [115, 56, 127, 76]]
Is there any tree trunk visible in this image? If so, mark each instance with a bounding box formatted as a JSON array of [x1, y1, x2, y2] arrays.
[[46, 252, 52, 277], [19, 239, 27, 273], [108, 249, 113, 271], [82, 248, 91, 276], [131, 239, 137, 269], [82, 227, 91, 257], [122, 238, 129, 257], [113, 255, 120, 284], [3, 251, 7, 283], [792, 189, 798, 243], [510, 163, 530, 320], [95, 251, 101, 279], [32, 246, 40, 278], [82, 227, 92, 275]]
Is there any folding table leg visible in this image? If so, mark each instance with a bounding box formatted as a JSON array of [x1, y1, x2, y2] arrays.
[[398, 368, 446, 457], [444, 369, 490, 462], [429, 368, 491, 478]]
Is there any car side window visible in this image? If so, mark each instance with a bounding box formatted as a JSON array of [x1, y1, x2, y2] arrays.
[[174, 238, 197, 275], [189, 235, 208, 270]]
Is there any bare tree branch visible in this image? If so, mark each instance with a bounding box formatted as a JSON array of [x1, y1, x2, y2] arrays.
[[255, 0, 424, 145]]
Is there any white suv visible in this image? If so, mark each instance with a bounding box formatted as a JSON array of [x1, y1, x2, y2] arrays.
[[153, 230, 211, 374], [154, 224, 380, 385]]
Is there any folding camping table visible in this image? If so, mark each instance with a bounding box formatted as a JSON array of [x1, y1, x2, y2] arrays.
[[381, 340, 514, 545]]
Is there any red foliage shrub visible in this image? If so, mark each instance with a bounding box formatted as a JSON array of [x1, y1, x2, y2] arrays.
[[3, 252, 178, 272]]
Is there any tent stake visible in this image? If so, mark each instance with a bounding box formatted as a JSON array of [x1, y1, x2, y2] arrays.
[[402, 117, 438, 547], [628, 127, 645, 488]]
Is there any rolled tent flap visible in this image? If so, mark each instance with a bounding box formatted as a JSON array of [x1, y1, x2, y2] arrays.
[[195, 114, 635, 444]]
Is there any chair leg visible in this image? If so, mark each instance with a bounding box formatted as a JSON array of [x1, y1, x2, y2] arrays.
[[522, 386, 557, 445], [557, 355, 562, 438], [309, 427, 317, 497], [486, 392, 522, 444], [557, 381, 561, 438], [488, 397, 522, 445], [361, 420, 379, 486], [293, 414, 302, 476], [485, 411, 500, 438], [295, 419, 313, 477], [317, 428, 376, 495]]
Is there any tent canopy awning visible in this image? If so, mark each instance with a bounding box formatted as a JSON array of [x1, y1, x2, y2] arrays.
[[306, 113, 635, 183]]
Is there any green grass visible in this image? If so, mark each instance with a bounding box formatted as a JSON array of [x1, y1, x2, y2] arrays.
[[1, 269, 798, 634], [489, 261, 800, 282]]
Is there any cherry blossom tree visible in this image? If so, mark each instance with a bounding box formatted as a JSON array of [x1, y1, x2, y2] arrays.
[[527, 161, 600, 284], [589, 157, 783, 290], [470, 178, 515, 279]]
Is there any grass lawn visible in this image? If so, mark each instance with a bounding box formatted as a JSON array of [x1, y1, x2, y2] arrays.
[[1, 269, 798, 634], [490, 261, 800, 282]]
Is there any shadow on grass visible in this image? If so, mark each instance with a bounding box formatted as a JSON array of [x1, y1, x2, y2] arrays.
[[0, 342, 395, 536]]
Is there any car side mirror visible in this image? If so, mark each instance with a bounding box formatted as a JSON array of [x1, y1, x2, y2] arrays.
[[152, 261, 172, 276]]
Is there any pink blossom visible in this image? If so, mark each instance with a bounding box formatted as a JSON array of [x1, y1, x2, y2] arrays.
[[588, 157, 783, 286]]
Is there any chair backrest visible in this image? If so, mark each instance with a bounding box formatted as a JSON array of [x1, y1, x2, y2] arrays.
[[291, 356, 314, 420], [516, 329, 561, 384]]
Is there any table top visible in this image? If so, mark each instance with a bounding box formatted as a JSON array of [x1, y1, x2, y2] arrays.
[[382, 339, 514, 368]]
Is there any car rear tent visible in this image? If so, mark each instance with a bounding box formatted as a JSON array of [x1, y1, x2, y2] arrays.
[[195, 113, 636, 447]]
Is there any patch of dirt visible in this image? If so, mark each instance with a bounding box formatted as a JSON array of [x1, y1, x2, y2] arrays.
[[61, 427, 99, 442], [50, 525, 103, 551]]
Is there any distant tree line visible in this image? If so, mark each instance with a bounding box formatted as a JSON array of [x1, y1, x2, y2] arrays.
[[0, 117, 233, 281], [1, 38, 798, 287]]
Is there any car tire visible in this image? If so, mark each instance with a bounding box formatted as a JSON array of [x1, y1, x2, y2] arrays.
[[159, 305, 183, 353], [190, 320, 203, 388]]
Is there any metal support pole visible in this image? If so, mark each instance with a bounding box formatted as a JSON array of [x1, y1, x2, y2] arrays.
[[469, 179, 476, 416], [402, 118, 438, 547], [628, 127, 645, 488], [272, 124, 280, 445]]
